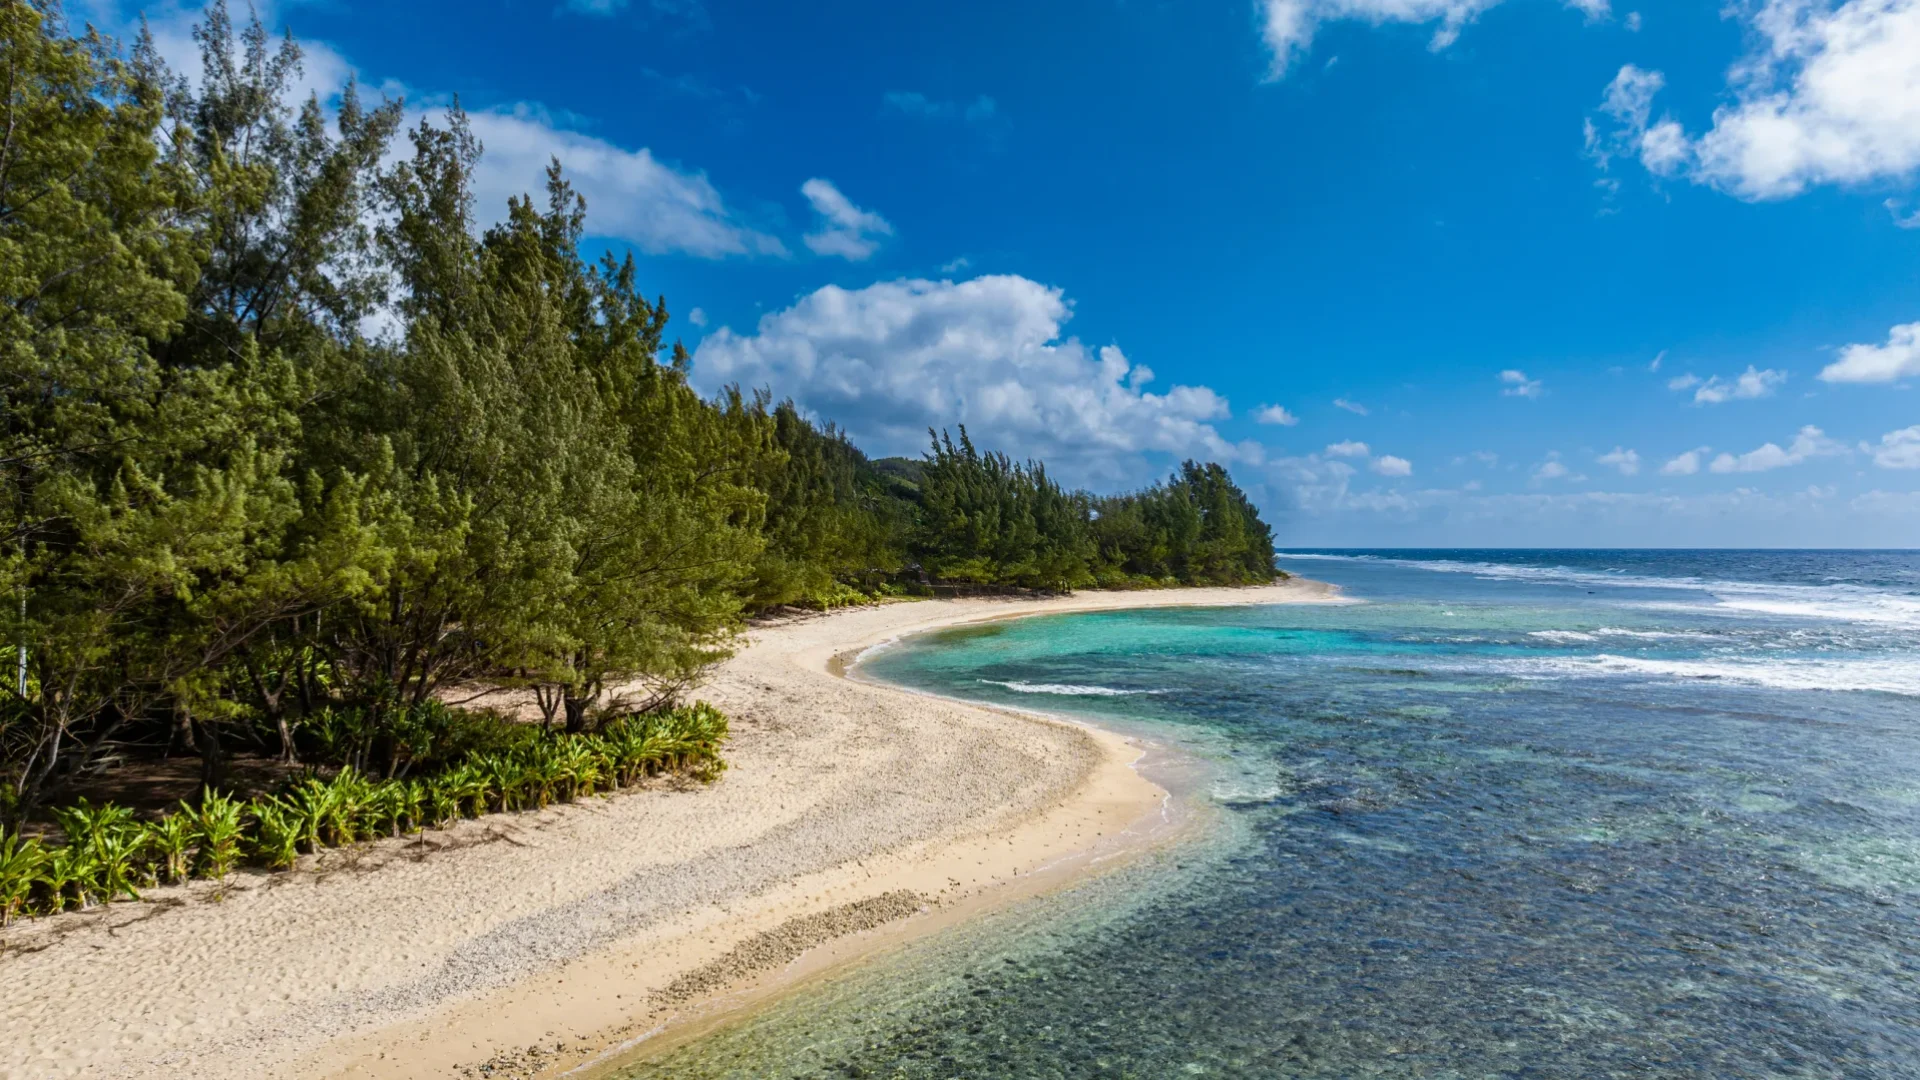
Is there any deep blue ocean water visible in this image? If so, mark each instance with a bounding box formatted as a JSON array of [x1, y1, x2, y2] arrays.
[[621, 550, 1920, 1079]]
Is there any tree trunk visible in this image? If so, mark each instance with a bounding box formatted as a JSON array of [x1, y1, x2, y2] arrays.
[[534, 684, 563, 729], [275, 712, 298, 765], [167, 707, 197, 758], [563, 693, 591, 735], [195, 715, 225, 791]]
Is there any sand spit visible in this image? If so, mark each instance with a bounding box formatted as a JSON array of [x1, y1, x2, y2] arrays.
[[0, 579, 1337, 1080]]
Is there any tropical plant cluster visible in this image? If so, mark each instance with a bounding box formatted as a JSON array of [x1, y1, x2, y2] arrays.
[[0, 2, 1278, 831], [0, 703, 726, 924]]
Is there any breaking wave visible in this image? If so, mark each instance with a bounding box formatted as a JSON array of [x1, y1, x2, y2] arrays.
[[981, 680, 1163, 697]]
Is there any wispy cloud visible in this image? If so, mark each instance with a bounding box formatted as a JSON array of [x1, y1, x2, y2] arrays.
[[561, 0, 710, 30], [1668, 366, 1786, 403], [1499, 369, 1544, 398], [800, 178, 893, 261], [882, 90, 999, 125], [449, 105, 786, 258], [1333, 397, 1370, 416], [1258, 0, 1610, 80]]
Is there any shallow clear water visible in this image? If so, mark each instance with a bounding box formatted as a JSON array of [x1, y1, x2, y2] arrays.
[[622, 551, 1920, 1079]]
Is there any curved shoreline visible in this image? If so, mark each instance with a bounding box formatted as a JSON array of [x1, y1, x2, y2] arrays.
[[0, 580, 1337, 1080]]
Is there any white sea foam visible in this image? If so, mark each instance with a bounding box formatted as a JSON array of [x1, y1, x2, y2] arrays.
[[1527, 627, 1712, 644], [1280, 553, 1920, 630], [1503, 653, 1920, 697], [981, 680, 1162, 697], [1211, 782, 1287, 805]]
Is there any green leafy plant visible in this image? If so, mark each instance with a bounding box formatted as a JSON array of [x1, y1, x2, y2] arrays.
[[425, 777, 461, 828], [189, 791, 247, 878], [250, 802, 303, 871], [51, 800, 144, 904], [35, 843, 92, 913], [0, 832, 46, 925], [144, 812, 197, 885], [394, 780, 427, 835]]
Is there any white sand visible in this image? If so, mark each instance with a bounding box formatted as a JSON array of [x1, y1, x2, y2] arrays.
[[0, 579, 1337, 1080]]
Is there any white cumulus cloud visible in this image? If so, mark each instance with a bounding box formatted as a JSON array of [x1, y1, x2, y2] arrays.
[[1372, 454, 1414, 477], [1589, 0, 1920, 200], [690, 275, 1259, 485], [1709, 425, 1845, 473], [1868, 425, 1920, 468], [1597, 447, 1641, 475], [1661, 447, 1709, 475], [1821, 321, 1920, 382], [1326, 440, 1372, 457], [800, 178, 894, 261], [1689, 366, 1787, 404], [1255, 404, 1301, 426]]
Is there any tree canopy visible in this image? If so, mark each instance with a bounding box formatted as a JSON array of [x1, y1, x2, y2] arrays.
[[0, 2, 1279, 822]]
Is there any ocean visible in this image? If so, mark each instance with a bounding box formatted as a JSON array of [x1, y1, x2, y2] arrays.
[[618, 550, 1920, 1078]]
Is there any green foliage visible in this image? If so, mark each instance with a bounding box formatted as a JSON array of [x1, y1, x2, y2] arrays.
[[144, 811, 196, 884], [50, 799, 143, 903], [35, 841, 90, 913], [0, 4, 1280, 855], [0, 831, 45, 925], [250, 802, 302, 871], [915, 428, 1097, 591], [188, 790, 246, 878], [1090, 461, 1280, 586], [749, 403, 908, 607], [0, 702, 726, 922]]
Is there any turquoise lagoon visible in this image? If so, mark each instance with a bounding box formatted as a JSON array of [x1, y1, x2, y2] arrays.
[[620, 551, 1920, 1079]]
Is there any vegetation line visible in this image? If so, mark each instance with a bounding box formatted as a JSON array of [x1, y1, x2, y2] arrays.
[[0, 703, 726, 926]]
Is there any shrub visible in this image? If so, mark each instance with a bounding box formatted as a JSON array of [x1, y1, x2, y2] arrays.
[[250, 803, 303, 871], [51, 800, 144, 905], [5, 702, 730, 924], [0, 832, 45, 925], [35, 843, 91, 913], [144, 812, 198, 885], [189, 791, 247, 878]]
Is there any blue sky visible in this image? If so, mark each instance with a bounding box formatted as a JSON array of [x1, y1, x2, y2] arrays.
[[90, 0, 1920, 545]]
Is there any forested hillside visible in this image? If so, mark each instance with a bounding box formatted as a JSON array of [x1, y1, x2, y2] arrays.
[[0, 2, 1279, 824]]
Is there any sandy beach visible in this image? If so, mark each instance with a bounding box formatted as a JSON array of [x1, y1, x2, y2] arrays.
[[0, 579, 1336, 1080]]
